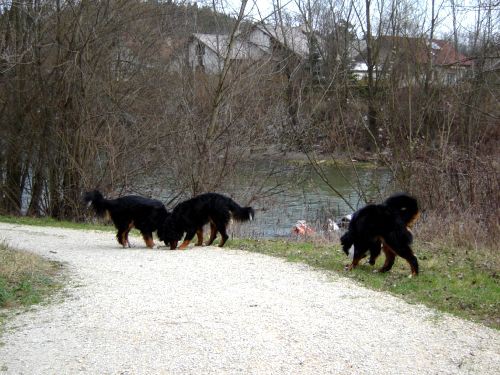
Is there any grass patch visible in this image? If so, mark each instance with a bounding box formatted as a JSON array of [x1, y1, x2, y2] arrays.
[[0, 242, 64, 330], [229, 237, 500, 329]]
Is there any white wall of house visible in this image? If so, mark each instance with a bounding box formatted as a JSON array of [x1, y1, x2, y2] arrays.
[[248, 28, 272, 53], [187, 34, 270, 74], [188, 40, 224, 74], [434, 65, 469, 85]]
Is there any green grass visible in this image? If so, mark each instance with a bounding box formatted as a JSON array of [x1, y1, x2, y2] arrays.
[[229, 238, 500, 329], [1, 215, 498, 329], [0, 242, 64, 331]]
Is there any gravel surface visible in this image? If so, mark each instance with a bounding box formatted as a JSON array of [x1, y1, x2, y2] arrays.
[[0, 222, 498, 375]]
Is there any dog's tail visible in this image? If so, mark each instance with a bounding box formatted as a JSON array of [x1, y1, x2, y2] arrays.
[[340, 231, 354, 255], [228, 199, 255, 222], [83, 190, 109, 217]]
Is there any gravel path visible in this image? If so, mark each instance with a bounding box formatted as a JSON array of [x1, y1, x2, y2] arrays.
[[0, 222, 498, 374]]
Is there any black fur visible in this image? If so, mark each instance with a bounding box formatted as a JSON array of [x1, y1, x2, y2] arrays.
[[158, 193, 255, 250], [340, 193, 420, 276], [84, 190, 168, 248]]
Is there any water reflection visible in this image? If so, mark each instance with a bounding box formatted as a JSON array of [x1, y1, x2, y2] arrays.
[[224, 160, 392, 238]]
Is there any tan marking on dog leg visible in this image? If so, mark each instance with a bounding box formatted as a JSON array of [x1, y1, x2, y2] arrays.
[[143, 234, 154, 248], [218, 236, 228, 248], [407, 211, 420, 228], [178, 240, 191, 250], [121, 232, 128, 248], [346, 256, 362, 271]]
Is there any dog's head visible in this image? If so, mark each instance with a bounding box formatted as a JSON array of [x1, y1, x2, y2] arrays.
[[82, 190, 108, 216], [336, 214, 352, 230], [83, 190, 103, 206], [158, 214, 183, 249], [384, 193, 419, 227], [340, 231, 353, 256]]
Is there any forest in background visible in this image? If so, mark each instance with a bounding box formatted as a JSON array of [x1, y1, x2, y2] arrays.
[[0, 0, 498, 251]]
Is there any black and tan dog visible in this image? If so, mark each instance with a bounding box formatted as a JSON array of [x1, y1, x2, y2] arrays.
[[340, 193, 420, 276], [84, 190, 169, 248], [158, 193, 255, 250]]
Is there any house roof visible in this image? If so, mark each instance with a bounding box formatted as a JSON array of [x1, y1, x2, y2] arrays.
[[428, 39, 472, 66], [191, 33, 260, 60], [254, 24, 313, 58]]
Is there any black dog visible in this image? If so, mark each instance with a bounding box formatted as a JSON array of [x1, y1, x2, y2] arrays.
[[340, 193, 420, 276], [158, 193, 255, 250], [84, 190, 168, 248]]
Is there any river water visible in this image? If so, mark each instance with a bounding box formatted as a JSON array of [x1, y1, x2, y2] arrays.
[[220, 160, 392, 238]]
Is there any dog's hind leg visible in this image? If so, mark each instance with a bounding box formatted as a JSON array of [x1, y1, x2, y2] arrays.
[[378, 243, 396, 273], [142, 232, 155, 248], [195, 228, 204, 246], [116, 230, 125, 247], [397, 246, 419, 277], [206, 221, 217, 246], [368, 240, 382, 265], [123, 222, 134, 248], [382, 236, 419, 276], [217, 224, 229, 247], [116, 226, 131, 248]]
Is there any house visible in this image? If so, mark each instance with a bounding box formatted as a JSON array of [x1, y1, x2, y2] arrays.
[[186, 23, 322, 75], [352, 36, 473, 85], [247, 23, 313, 59], [187, 33, 265, 73]]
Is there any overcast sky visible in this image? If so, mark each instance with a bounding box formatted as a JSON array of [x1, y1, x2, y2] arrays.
[[211, 0, 485, 37]]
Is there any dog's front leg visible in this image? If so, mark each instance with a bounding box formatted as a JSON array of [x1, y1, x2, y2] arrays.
[[345, 256, 363, 271], [178, 240, 191, 250]]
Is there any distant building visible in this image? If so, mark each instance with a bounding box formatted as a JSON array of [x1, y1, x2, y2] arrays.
[[186, 23, 322, 75], [187, 33, 265, 73]]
